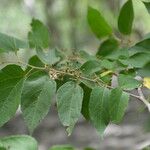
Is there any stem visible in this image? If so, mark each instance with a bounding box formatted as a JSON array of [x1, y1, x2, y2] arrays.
[[1, 60, 150, 111], [137, 88, 150, 112], [0, 60, 46, 70]]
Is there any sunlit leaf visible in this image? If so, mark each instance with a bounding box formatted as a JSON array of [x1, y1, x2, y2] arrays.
[[0, 135, 38, 150], [143, 77, 150, 89]]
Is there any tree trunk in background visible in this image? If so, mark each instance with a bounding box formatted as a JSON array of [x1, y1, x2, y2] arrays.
[[68, 0, 78, 50], [45, 0, 61, 48], [107, 0, 120, 15]]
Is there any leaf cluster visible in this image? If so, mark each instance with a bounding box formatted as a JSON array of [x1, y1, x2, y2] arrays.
[[0, 0, 149, 144]]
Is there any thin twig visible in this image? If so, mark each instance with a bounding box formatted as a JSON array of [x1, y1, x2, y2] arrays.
[[137, 88, 150, 112], [1, 60, 150, 111]]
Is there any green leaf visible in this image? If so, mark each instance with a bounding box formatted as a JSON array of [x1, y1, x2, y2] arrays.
[[28, 55, 44, 67], [101, 59, 115, 70], [87, 6, 112, 39], [105, 48, 129, 60], [143, 2, 150, 14], [79, 50, 97, 61], [109, 88, 129, 123], [0, 65, 24, 127], [129, 38, 150, 56], [118, 0, 134, 35], [36, 48, 61, 65], [118, 74, 141, 90], [89, 87, 110, 135], [81, 83, 92, 120], [21, 71, 56, 133], [97, 38, 119, 57], [137, 62, 150, 77], [28, 19, 50, 49], [49, 145, 74, 150], [79, 78, 99, 89], [0, 135, 38, 150], [25, 55, 44, 73], [129, 53, 150, 68], [57, 81, 83, 135], [80, 60, 101, 75], [0, 33, 28, 53]]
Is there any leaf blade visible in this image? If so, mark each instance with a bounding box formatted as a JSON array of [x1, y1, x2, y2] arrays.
[[0, 135, 38, 150], [87, 6, 112, 39], [118, 0, 134, 35], [0, 65, 24, 127], [57, 81, 83, 134], [89, 87, 110, 135], [28, 19, 50, 49], [109, 88, 129, 123], [0, 33, 28, 53], [21, 71, 56, 133]]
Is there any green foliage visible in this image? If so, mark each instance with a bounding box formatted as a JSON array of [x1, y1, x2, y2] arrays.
[[0, 33, 28, 53], [87, 6, 112, 39], [21, 71, 56, 133], [97, 38, 119, 57], [0, 2, 150, 148], [143, 2, 150, 14], [28, 19, 50, 49], [0, 65, 25, 127], [118, 0, 134, 35], [57, 81, 83, 135], [89, 87, 110, 135], [118, 74, 141, 90], [80, 60, 101, 75], [109, 88, 129, 123], [0, 135, 38, 150], [36, 48, 61, 65]]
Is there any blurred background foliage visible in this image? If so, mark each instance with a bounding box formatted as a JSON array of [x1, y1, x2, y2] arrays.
[[0, 0, 150, 52]]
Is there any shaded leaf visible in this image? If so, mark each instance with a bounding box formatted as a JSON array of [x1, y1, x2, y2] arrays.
[[87, 6, 112, 39], [97, 38, 119, 57], [79, 50, 97, 61], [80, 60, 101, 75], [0, 33, 28, 53], [109, 88, 129, 123], [21, 71, 56, 133], [80, 78, 99, 89], [129, 53, 150, 68], [0, 65, 24, 127], [129, 38, 150, 56], [57, 81, 83, 135], [118, 74, 141, 90], [118, 0, 134, 35], [81, 83, 92, 120], [143, 2, 150, 14], [137, 62, 150, 77], [89, 87, 110, 135], [28, 19, 50, 49], [36, 48, 61, 65]]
